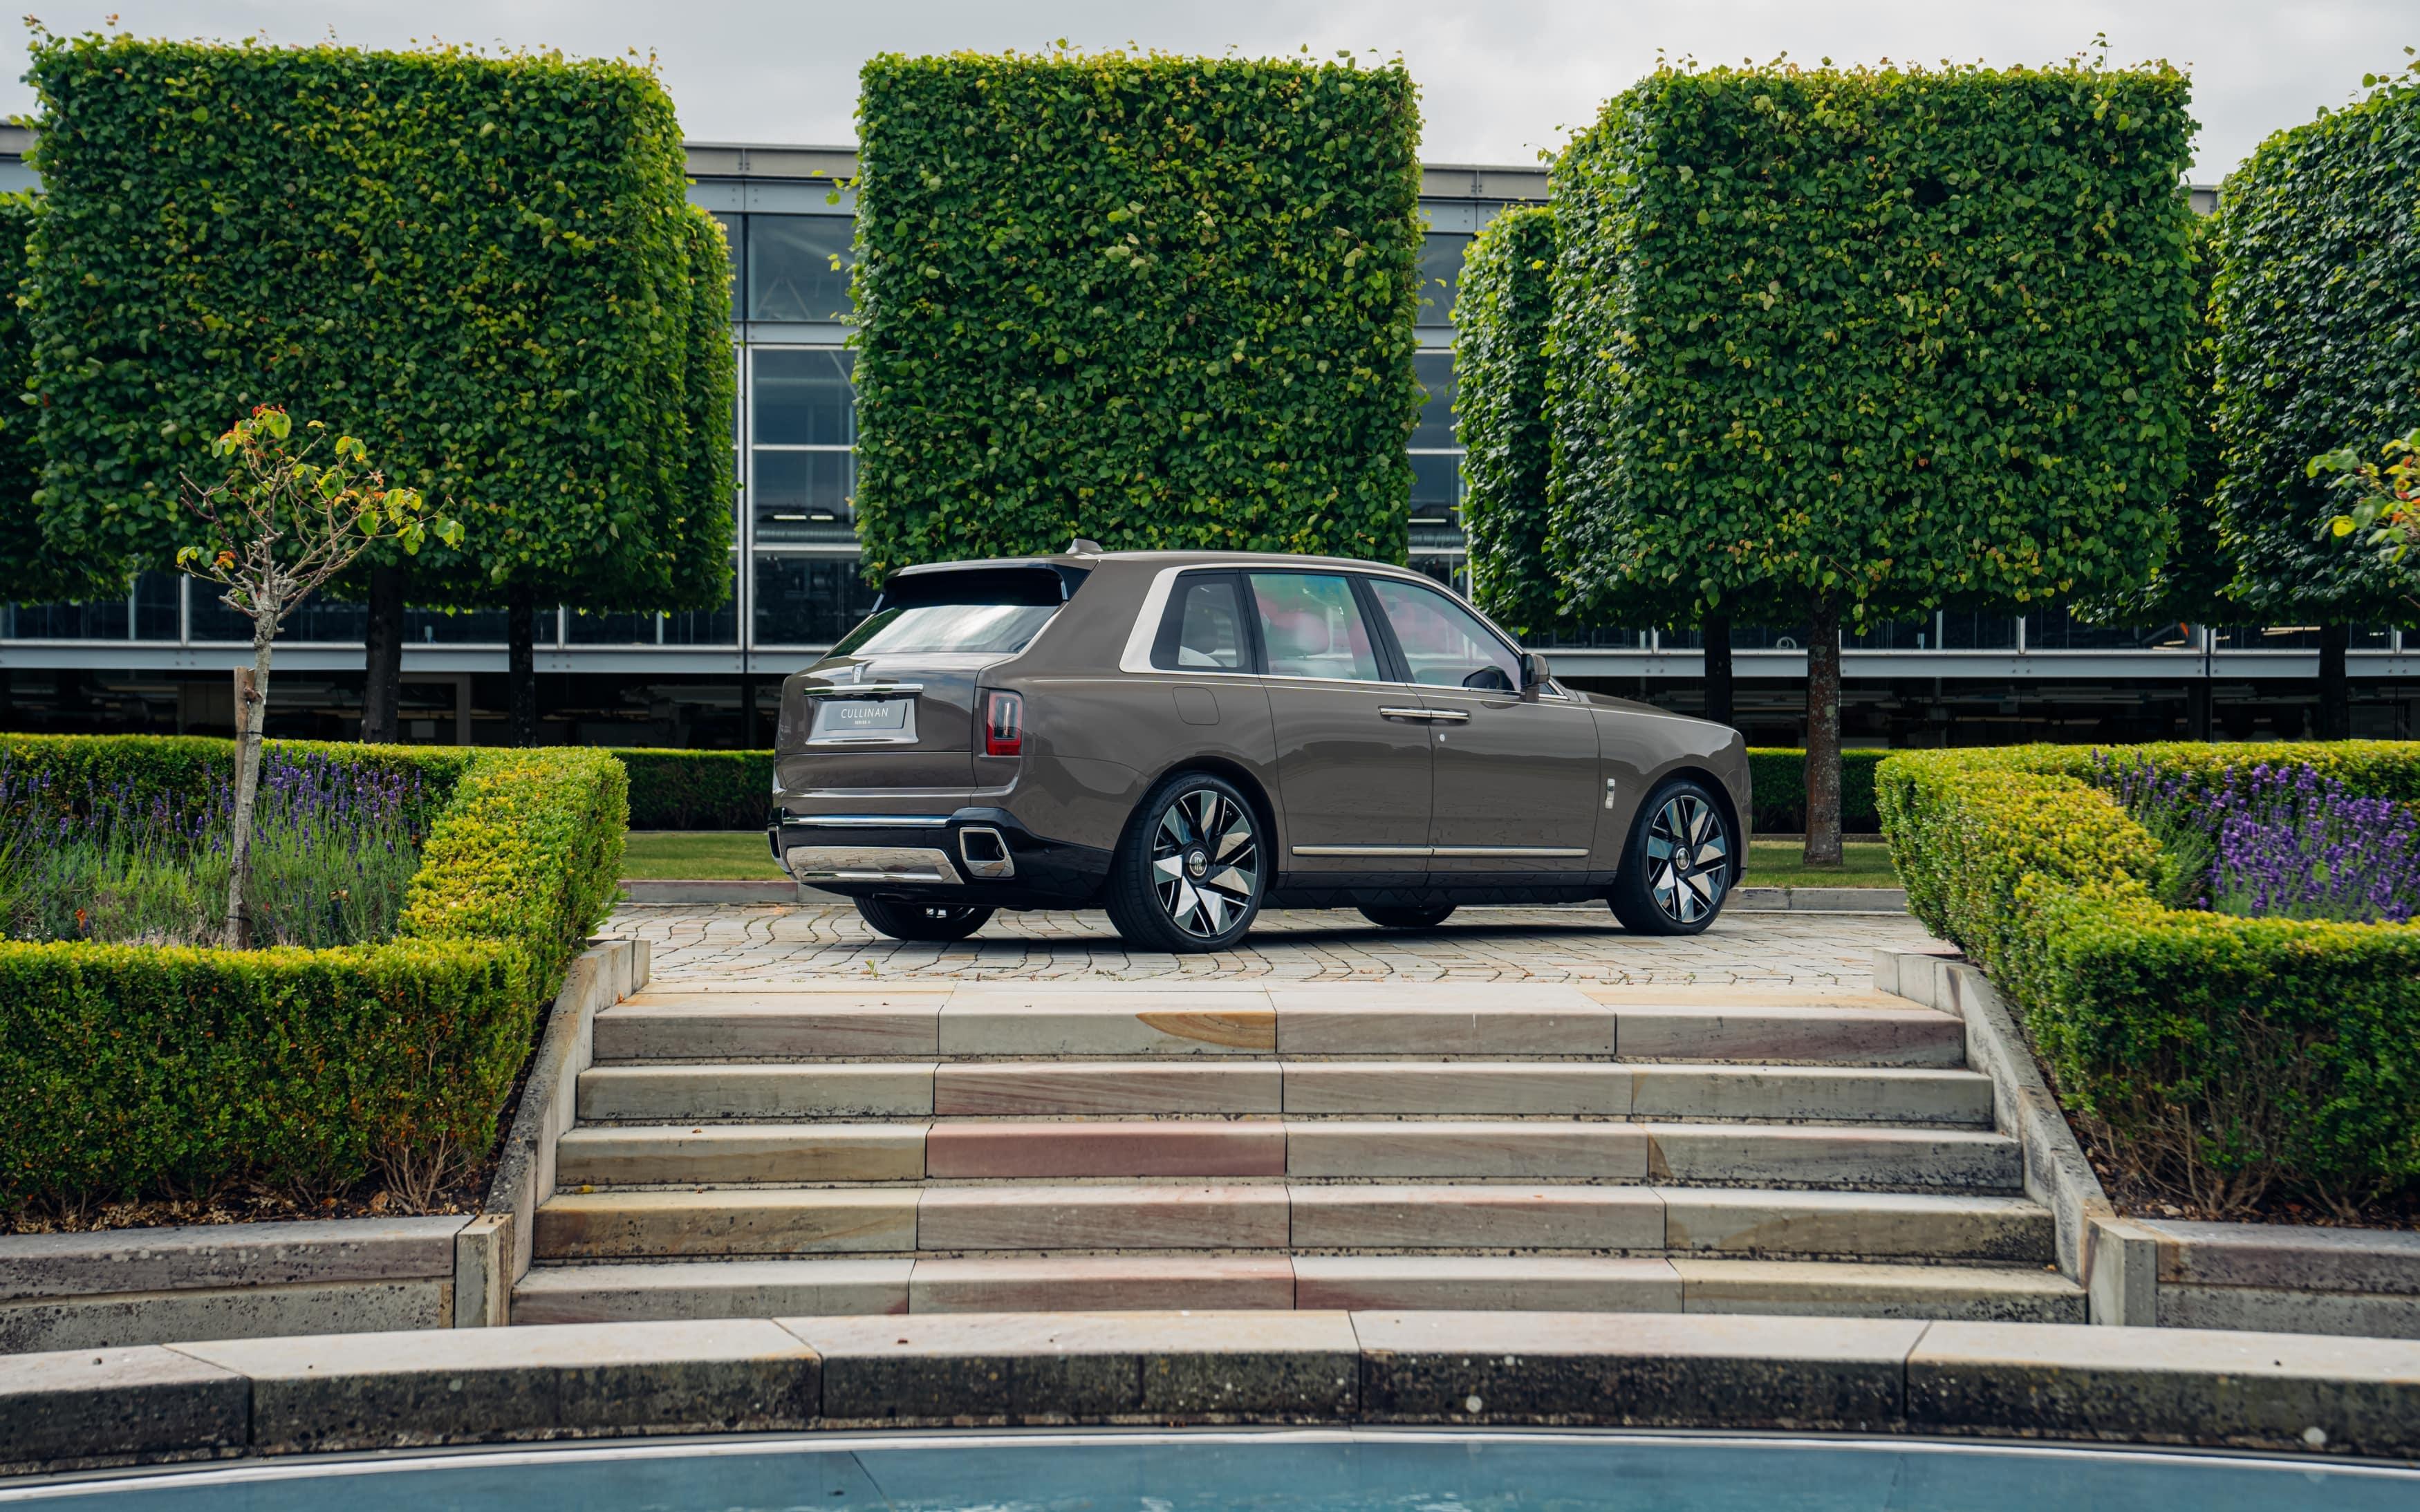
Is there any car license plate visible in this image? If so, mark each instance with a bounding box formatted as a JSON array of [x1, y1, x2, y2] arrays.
[[811, 698, 913, 741]]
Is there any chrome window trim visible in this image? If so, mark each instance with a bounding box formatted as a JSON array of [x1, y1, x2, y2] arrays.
[[1119, 562, 1498, 687]]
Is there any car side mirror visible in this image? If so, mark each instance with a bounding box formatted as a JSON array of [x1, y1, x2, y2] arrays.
[[1519, 652, 1552, 698]]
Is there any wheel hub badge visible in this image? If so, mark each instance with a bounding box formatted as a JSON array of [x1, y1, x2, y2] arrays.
[[1186, 848, 1208, 877]]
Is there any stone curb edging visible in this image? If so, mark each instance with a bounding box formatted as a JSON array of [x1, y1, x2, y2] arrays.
[[1732, 886, 1908, 913], [1870, 948, 2112, 1295], [621, 880, 799, 906], [612, 881, 1912, 914], [477, 937, 651, 1314], [6, 1310, 2418, 1477]]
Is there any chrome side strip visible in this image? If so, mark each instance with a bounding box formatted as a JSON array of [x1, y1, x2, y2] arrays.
[[1291, 844, 1591, 858], [1292, 845, 1433, 857]]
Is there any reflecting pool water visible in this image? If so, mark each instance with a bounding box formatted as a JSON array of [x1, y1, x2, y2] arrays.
[[6, 1430, 2416, 1511]]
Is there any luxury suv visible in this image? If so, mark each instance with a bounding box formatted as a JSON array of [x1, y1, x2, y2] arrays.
[[769, 548, 1751, 952]]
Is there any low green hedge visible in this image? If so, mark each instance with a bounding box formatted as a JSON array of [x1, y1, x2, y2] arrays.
[[0, 739, 626, 1213], [611, 747, 773, 831], [1877, 742, 2420, 1215], [1745, 748, 1884, 834]]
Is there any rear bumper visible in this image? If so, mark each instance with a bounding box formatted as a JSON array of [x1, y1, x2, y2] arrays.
[[767, 807, 1111, 907]]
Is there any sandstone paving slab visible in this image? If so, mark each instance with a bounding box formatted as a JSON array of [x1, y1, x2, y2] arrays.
[[916, 1184, 1290, 1251], [1639, 1125, 2022, 1190], [1659, 1188, 2051, 1262], [2142, 1219, 2420, 1294], [0, 1215, 465, 1298], [594, 998, 943, 1060], [924, 1120, 1286, 1179], [1289, 1184, 1664, 1251], [1908, 1320, 2420, 1457], [934, 1062, 1282, 1117], [789, 1309, 1358, 1422], [172, 1318, 817, 1452], [937, 989, 1276, 1055], [0, 1277, 450, 1356], [1281, 1062, 1632, 1116], [1352, 1309, 1924, 1429], [1628, 1064, 1994, 1126], [534, 1188, 920, 1260], [511, 1260, 913, 1324], [578, 1063, 937, 1121], [907, 1255, 1297, 1314], [1272, 994, 1614, 1056], [1283, 1121, 1648, 1181], [1673, 1258, 2085, 1323], [1292, 1256, 1682, 1312], [0, 1343, 248, 1473], [1610, 1003, 1964, 1066], [555, 1123, 928, 1186]]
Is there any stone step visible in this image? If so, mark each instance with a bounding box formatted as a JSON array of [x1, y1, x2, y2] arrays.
[[508, 1253, 2082, 1325], [574, 1061, 1992, 1124], [593, 989, 1964, 1065], [530, 1184, 2051, 1263], [554, 1119, 2018, 1189]]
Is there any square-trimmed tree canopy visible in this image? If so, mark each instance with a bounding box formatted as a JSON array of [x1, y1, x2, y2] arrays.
[[1546, 60, 2199, 626], [22, 32, 732, 613], [850, 50, 1423, 577]]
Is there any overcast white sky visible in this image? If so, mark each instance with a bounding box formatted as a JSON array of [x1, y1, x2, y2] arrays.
[[3, 1, 2407, 179]]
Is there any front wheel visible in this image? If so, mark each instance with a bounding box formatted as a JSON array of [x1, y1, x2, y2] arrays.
[[1104, 770, 1266, 953], [855, 898, 994, 942], [1608, 778, 1735, 935], [1358, 904, 1455, 930]]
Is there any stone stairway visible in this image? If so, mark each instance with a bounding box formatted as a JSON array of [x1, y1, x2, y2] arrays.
[[512, 982, 2084, 1324]]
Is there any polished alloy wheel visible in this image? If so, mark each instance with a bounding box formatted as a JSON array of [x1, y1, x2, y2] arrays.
[[1646, 791, 1731, 926], [1149, 785, 1260, 940]]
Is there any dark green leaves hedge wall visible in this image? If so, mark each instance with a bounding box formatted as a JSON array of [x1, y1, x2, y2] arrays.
[[0, 195, 80, 602], [23, 34, 732, 612], [850, 52, 1423, 577], [1453, 205, 1561, 634], [2213, 66, 2420, 619], [1547, 62, 2199, 626]]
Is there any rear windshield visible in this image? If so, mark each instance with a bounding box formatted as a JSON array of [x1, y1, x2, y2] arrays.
[[830, 565, 1087, 657]]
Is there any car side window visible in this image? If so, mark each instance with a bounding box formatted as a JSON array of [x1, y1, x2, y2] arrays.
[[1152, 574, 1251, 672], [1249, 572, 1384, 682], [1366, 578, 1523, 693]]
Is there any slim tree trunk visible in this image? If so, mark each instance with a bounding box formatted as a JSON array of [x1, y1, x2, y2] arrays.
[[360, 563, 407, 743], [508, 583, 539, 747], [1702, 613, 1734, 728], [2318, 622, 2350, 740], [1803, 597, 1843, 869], [225, 619, 275, 948]]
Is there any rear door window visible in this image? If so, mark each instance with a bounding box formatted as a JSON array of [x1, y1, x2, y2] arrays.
[[1365, 577, 1523, 691], [1249, 572, 1384, 682], [1152, 573, 1253, 671]]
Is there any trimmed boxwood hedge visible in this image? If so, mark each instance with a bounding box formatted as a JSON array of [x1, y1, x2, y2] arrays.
[[1877, 741, 2420, 1214], [0, 738, 626, 1212], [850, 51, 1423, 577], [1746, 748, 1884, 834], [611, 747, 774, 832]]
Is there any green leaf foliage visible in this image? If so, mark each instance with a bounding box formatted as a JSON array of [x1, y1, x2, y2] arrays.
[[613, 746, 773, 830], [1453, 205, 1562, 633], [1744, 747, 1884, 832], [0, 194, 74, 602], [1547, 62, 2199, 624], [2213, 64, 2420, 618], [21, 32, 733, 613], [850, 51, 1423, 577], [0, 736, 626, 1211], [1877, 741, 2420, 1214]]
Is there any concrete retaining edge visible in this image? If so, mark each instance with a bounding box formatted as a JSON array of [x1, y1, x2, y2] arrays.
[[5, 1311, 2417, 1476], [1870, 948, 2112, 1298], [1733, 886, 1908, 913]]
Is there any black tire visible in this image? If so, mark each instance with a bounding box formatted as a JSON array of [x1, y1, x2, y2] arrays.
[[1358, 904, 1455, 930], [855, 898, 994, 942], [1104, 770, 1267, 953], [1609, 777, 1736, 935]]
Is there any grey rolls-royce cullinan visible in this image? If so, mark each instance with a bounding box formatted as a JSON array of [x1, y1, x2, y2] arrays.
[[769, 548, 1752, 953]]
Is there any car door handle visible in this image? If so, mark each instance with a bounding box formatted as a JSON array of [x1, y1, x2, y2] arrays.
[[1378, 707, 1471, 722]]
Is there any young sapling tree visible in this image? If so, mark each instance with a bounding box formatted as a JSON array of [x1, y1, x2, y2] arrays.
[[177, 407, 458, 946]]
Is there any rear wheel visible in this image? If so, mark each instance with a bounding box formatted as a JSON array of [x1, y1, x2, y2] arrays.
[[1609, 778, 1735, 935], [1358, 904, 1455, 930], [1104, 770, 1265, 953], [855, 898, 994, 942]]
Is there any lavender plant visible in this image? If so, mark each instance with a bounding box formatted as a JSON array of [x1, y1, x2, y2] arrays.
[[0, 752, 425, 947], [2095, 752, 2420, 923]]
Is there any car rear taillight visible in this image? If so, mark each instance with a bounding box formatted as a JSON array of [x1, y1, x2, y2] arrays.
[[983, 691, 1025, 756]]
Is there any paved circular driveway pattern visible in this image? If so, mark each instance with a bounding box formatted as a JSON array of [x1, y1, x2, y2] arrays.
[[606, 902, 1941, 987]]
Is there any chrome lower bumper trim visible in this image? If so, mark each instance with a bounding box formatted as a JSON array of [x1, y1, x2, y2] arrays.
[[783, 844, 962, 884]]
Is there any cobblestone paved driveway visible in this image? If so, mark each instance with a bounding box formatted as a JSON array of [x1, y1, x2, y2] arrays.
[[605, 901, 1942, 988]]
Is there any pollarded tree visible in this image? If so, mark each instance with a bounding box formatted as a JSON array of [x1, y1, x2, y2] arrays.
[[2213, 57, 2420, 740], [850, 50, 1423, 575], [0, 192, 101, 606], [22, 31, 734, 745], [1549, 59, 2199, 861], [1457, 205, 1563, 636]]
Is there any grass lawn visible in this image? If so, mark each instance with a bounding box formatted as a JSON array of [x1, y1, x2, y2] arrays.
[[623, 829, 1899, 889], [623, 830, 786, 880]]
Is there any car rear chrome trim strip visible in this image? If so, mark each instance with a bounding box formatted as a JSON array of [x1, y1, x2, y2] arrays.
[[788, 814, 952, 828], [798, 683, 925, 699], [783, 845, 961, 884]]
